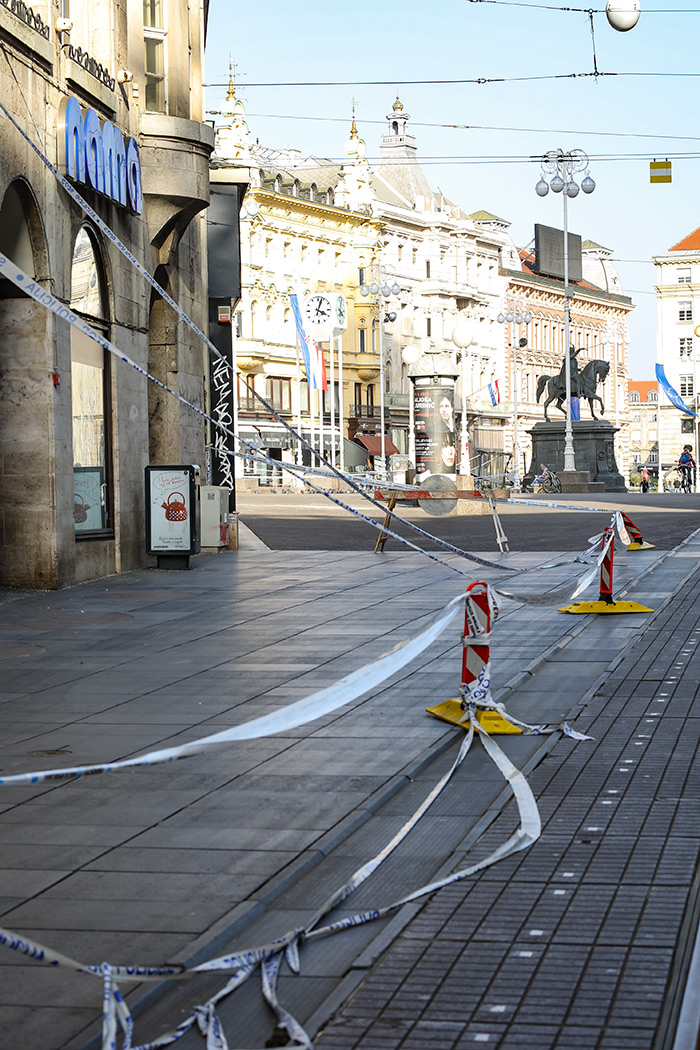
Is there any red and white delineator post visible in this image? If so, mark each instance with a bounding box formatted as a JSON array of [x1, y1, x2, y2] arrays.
[[559, 525, 653, 615], [620, 511, 656, 551], [426, 581, 520, 732]]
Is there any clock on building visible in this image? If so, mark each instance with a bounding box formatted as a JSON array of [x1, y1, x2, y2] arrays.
[[304, 293, 333, 332], [334, 294, 348, 333]]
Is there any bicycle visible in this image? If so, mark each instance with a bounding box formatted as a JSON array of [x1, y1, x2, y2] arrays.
[[532, 466, 562, 494], [680, 466, 694, 494]]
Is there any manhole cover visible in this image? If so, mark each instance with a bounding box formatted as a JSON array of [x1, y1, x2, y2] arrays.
[[0, 641, 45, 659]]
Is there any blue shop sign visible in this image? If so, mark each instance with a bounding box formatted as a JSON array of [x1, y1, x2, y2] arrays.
[[58, 96, 143, 214]]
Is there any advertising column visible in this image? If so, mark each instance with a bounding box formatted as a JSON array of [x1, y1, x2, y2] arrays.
[[414, 381, 458, 481]]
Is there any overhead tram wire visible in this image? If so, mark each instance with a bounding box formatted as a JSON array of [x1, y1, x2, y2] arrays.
[[204, 71, 700, 89], [465, 0, 700, 10], [213, 110, 700, 146]]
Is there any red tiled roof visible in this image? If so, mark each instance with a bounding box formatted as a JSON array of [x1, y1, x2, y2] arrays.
[[629, 380, 657, 398], [669, 226, 700, 252]]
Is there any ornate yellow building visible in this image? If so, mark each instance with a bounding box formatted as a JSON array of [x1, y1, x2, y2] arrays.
[[213, 95, 386, 483]]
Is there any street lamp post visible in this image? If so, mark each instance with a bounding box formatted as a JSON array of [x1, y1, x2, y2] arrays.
[[401, 344, 421, 469], [497, 301, 532, 491], [452, 319, 478, 477], [361, 264, 401, 476], [536, 149, 595, 474]]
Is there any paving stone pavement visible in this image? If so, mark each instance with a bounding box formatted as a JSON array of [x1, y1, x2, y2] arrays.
[[0, 519, 698, 1050], [315, 560, 700, 1050]]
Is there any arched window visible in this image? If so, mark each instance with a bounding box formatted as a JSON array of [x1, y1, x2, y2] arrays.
[[648, 391, 657, 402], [70, 225, 112, 535], [0, 182, 35, 276], [628, 391, 640, 403], [251, 300, 259, 339]]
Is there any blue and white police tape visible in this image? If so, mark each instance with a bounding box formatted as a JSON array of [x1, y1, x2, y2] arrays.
[[0, 97, 516, 557], [0, 580, 593, 1050], [0, 249, 508, 579], [0, 97, 636, 586]]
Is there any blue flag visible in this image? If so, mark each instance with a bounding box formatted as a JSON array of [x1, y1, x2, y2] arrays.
[[655, 363, 697, 417]]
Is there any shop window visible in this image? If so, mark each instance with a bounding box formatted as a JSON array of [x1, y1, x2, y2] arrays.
[[70, 226, 111, 536], [143, 0, 167, 113]]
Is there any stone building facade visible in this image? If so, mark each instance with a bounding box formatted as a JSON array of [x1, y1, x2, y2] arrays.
[[627, 380, 659, 482], [502, 240, 633, 480], [653, 227, 700, 475], [0, 0, 213, 588]]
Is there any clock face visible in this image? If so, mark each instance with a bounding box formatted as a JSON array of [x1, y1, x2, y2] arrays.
[[305, 294, 332, 327], [335, 295, 347, 327]]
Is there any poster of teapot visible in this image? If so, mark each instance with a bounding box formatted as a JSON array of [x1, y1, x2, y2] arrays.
[[146, 466, 198, 553]]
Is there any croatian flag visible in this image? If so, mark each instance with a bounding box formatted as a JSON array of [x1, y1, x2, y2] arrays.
[[289, 293, 328, 391], [488, 380, 500, 407]]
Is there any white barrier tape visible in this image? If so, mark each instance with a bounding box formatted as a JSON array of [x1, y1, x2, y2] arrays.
[[303, 726, 477, 935], [307, 721, 541, 945], [506, 497, 613, 513], [262, 954, 313, 1050], [0, 594, 593, 1050], [615, 511, 631, 547], [568, 528, 614, 601], [0, 594, 464, 787]]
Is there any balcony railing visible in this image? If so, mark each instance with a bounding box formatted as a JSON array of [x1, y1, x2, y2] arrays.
[[1, 0, 49, 37], [350, 403, 376, 419]]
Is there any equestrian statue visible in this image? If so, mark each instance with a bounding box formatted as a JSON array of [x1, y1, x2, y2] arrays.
[[536, 348, 610, 422]]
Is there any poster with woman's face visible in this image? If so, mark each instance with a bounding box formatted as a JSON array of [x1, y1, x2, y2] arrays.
[[414, 383, 457, 479]]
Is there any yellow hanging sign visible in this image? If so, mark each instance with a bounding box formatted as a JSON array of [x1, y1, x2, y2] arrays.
[[650, 160, 672, 184]]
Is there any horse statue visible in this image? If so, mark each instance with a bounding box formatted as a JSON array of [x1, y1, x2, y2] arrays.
[[536, 358, 610, 421]]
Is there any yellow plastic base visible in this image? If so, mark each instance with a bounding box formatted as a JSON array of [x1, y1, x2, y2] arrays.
[[425, 699, 467, 727], [425, 699, 522, 734], [558, 600, 653, 614], [476, 710, 522, 734], [628, 540, 656, 551]]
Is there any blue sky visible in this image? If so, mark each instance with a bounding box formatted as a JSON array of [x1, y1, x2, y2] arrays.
[[205, 1, 700, 378]]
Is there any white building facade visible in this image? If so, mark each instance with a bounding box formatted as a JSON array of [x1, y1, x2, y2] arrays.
[[653, 227, 700, 477]]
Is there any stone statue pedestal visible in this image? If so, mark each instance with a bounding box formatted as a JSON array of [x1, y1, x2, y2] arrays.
[[524, 421, 627, 493]]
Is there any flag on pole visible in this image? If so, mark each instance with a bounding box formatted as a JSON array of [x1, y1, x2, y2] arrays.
[[311, 338, 329, 392], [656, 363, 697, 416], [289, 293, 329, 391], [488, 380, 500, 407], [289, 293, 313, 386]]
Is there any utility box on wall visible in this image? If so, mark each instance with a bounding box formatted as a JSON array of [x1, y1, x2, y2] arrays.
[[200, 486, 230, 549]]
